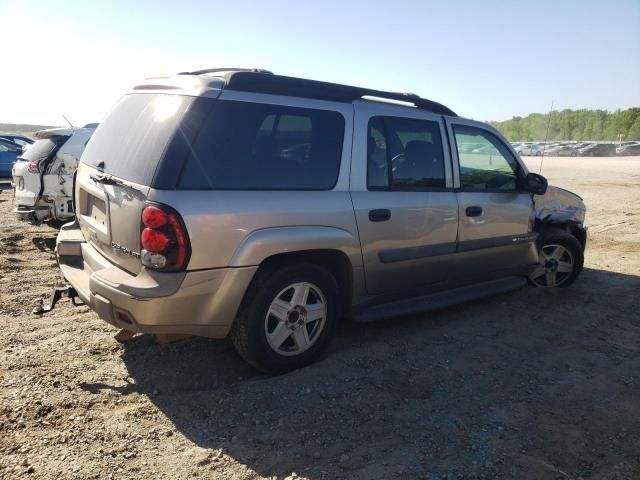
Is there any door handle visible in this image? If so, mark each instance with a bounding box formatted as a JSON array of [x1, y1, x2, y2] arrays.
[[465, 206, 483, 217], [369, 209, 391, 222]]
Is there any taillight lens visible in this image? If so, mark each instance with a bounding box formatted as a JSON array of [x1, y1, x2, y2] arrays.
[[141, 228, 170, 252], [27, 161, 40, 173], [140, 203, 191, 272], [142, 206, 167, 229]]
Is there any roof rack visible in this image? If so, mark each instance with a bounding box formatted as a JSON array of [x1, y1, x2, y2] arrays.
[[180, 68, 457, 116], [178, 67, 274, 76]]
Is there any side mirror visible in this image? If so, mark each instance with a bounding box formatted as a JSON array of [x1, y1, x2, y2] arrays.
[[524, 172, 548, 195]]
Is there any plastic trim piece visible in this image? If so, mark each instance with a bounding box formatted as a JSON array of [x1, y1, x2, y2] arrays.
[[377, 233, 538, 264]]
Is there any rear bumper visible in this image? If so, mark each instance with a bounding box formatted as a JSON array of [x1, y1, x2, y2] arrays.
[[14, 205, 52, 224], [56, 222, 257, 338]]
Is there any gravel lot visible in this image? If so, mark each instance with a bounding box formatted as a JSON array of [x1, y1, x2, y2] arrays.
[[1, 156, 639, 479]]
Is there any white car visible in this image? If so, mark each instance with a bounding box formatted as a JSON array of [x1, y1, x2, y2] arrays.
[[516, 143, 543, 156], [12, 126, 96, 224]]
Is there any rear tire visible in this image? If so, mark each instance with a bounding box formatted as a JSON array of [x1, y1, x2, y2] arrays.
[[529, 229, 584, 288], [230, 263, 341, 374]]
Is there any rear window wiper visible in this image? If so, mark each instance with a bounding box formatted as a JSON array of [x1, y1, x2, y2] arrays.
[[90, 172, 143, 193]]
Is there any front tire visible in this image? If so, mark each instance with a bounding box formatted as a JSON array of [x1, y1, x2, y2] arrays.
[[230, 263, 341, 374], [529, 230, 584, 287]]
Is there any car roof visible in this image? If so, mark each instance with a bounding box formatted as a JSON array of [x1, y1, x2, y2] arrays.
[[133, 67, 457, 117]]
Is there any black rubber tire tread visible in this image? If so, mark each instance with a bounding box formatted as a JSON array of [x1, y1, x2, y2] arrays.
[[531, 227, 584, 287], [230, 263, 341, 374]]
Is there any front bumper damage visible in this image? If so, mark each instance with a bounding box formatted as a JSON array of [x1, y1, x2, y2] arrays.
[[534, 185, 586, 225], [534, 185, 588, 248]]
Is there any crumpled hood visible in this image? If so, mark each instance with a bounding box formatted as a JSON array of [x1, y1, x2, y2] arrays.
[[534, 185, 586, 224]]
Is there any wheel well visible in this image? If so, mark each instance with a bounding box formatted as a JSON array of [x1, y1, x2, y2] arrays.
[[534, 219, 587, 250], [258, 250, 354, 315], [569, 224, 587, 250]]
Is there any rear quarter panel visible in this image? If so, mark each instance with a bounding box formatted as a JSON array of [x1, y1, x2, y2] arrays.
[[148, 190, 362, 271]]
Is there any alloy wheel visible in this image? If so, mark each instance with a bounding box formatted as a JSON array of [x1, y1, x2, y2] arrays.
[[264, 282, 327, 356], [530, 243, 575, 287]]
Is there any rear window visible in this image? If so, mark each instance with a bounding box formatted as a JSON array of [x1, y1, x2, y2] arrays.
[[81, 94, 194, 185], [19, 138, 63, 162], [177, 100, 345, 190]]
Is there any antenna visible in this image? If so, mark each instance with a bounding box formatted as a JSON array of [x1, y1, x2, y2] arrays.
[[62, 115, 74, 128], [539, 100, 554, 174]]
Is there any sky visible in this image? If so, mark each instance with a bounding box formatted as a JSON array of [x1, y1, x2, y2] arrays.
[[1, 0, 639, 126]]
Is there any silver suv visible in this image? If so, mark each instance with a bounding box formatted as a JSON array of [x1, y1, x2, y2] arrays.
[[56, 68, 587, 373]]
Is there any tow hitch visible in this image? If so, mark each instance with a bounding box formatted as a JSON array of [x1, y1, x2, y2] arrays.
[[33, 285, 82, 314]]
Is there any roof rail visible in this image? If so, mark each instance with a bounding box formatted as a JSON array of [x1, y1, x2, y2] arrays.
[[224, 72, 457, 116], [178, 67, 274, 76], [177, 68, 456, 116]]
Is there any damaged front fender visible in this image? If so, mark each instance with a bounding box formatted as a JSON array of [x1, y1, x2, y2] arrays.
[[534, 185, 586, 224]]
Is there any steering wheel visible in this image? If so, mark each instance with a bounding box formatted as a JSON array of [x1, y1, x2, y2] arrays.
[[390, 153, 405, 171], [486, 173, 516, 189]]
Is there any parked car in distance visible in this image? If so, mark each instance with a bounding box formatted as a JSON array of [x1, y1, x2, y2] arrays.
[[544, 144, 579, 157], [0, 138, 22, 178], [571, 142, 590, 150], [0, 134, 34, 152], [516, 143, 543, 156], [578, 143, 616, 156], [616, 143, 640, 156], [55, 69, 587, 373], [12, 126, 96, 224]]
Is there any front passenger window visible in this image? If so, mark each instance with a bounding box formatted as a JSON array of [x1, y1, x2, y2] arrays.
[[453, 125, 519, 191]]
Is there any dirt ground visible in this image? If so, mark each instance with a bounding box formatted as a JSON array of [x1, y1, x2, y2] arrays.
[[1, 156, 639, 480]]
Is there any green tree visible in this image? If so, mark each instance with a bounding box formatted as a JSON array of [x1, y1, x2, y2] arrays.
[[628, 117, 640, 140], [490, 107, 640, 141]]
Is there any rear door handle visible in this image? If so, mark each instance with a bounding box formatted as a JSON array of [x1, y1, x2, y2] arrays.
[[369, 209, 391, 222], [465, 206, 483, 217]]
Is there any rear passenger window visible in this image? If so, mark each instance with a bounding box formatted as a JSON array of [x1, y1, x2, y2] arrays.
[[178, 101, 345, 190], [367, 116, 446, 190], [453, 125, 519, 191]]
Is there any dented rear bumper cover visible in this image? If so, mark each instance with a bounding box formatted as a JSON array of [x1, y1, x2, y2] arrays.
[[56, 222, 256, 338]]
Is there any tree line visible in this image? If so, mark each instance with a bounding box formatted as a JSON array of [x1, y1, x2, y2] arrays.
[[490, 108, 640, 142]]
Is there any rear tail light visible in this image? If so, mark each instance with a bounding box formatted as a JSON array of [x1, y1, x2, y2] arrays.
[[27, 161, 40, 173], [140, 203, 191, 272]]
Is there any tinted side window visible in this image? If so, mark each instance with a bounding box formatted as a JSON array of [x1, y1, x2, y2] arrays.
[[367, 116, 446, 190], [453, 125, 519, 191], [9, 138, 29, 148], [178, 101, 345, 190]]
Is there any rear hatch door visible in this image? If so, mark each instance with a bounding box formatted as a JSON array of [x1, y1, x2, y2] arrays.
[[76, 93, 197, 275], [41, 128, 95, 219], [76, 164, 150, 274], [13, 135, 69, 206]]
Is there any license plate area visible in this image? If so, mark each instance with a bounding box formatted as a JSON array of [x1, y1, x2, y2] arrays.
[[78, 187, 109, 244], [84, 192, 107, 226]]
